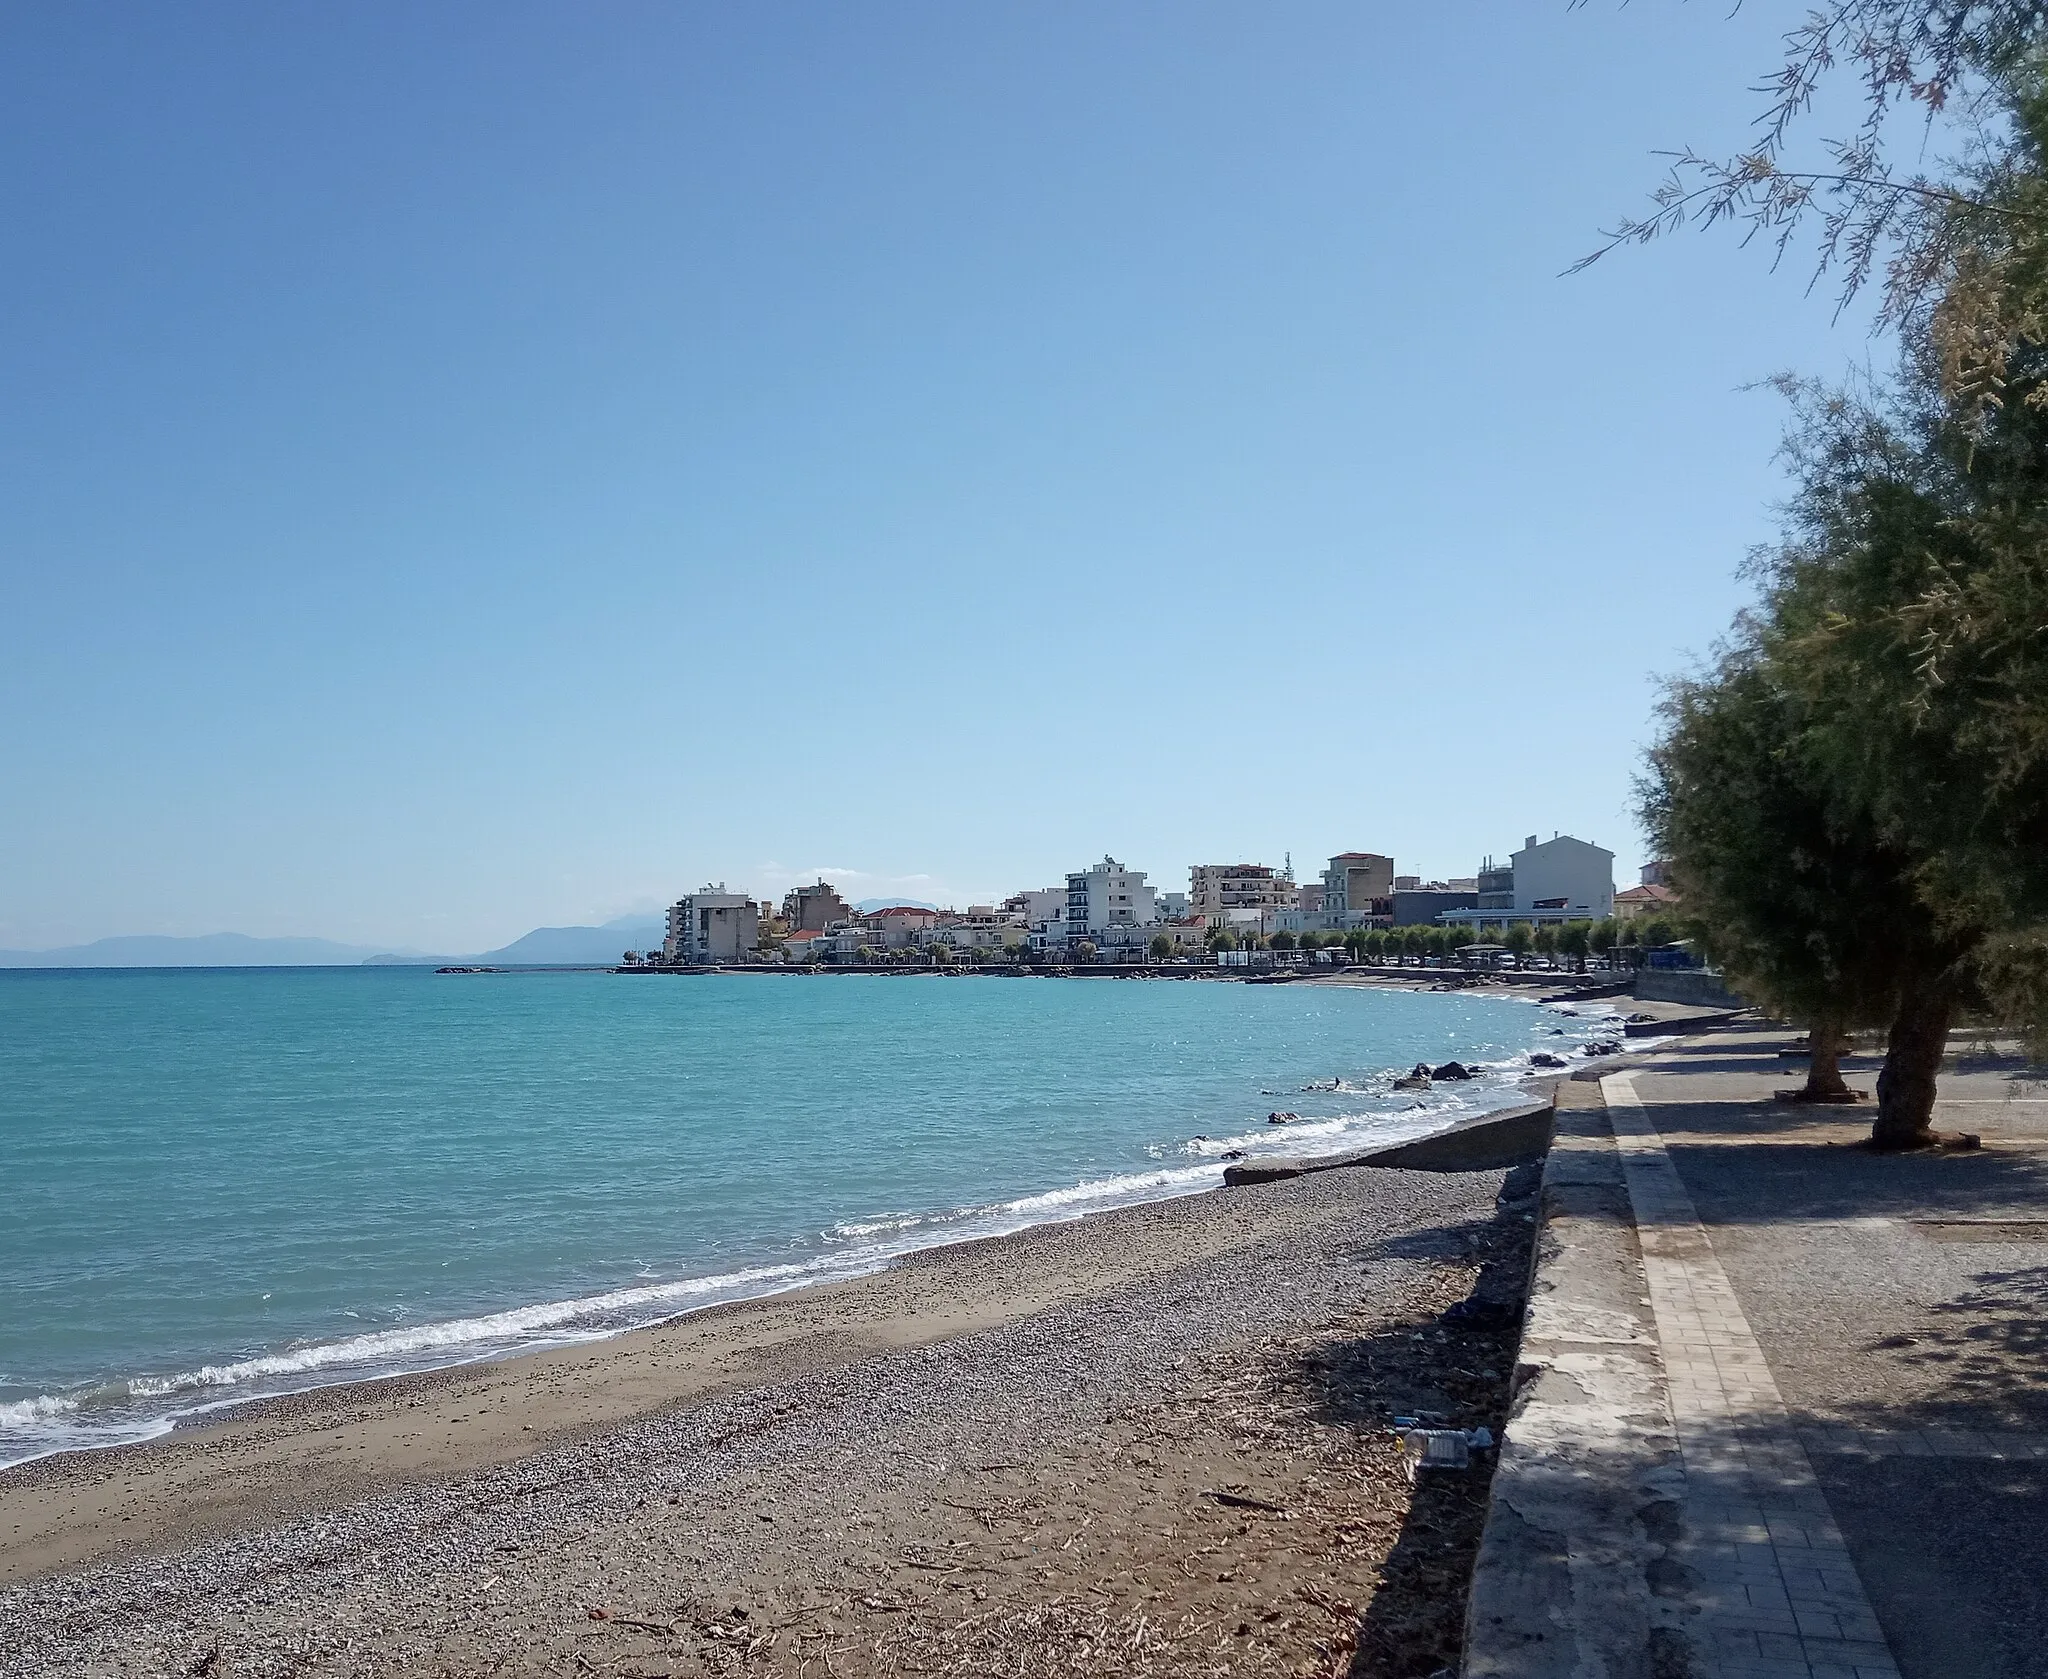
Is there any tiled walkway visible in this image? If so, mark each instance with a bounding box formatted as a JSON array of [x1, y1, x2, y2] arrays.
[[1602, 1072, 1901, 1679]]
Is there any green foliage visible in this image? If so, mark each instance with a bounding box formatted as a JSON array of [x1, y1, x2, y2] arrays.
[[1504, 923, 1534, 956], [1268, 931, 1296, 952], [1150, 933, 1173, 959]]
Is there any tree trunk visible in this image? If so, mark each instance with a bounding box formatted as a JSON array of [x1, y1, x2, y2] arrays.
[[1873, 980, 1952, 1148], [1801, 1021, 1852, 1100]]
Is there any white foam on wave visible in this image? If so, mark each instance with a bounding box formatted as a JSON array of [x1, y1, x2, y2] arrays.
[[118, 1256, 847, 1403], [0, 1394, 80, 1428], [2, 1009, 1601, 1471]]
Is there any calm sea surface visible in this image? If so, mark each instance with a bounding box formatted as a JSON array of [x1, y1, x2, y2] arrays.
[[0, 967, 1610, 1465]]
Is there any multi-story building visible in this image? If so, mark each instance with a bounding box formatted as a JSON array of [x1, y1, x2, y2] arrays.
[[1297, 882, 1326, 914], [1004, 887, 1070, 930], [1320, 853, 1394, 917], [860, 905, 940, 949], [1189, 863, 1295, 922], [1475, 857, 1515, 911], [781, 880, 851, 934], [1441, 834, 1616, 927], [1512, 834, 1615, 918], [930, 907, 1028, 953], [664, 886, 760, 964], [1065, 858, 1159, 942]]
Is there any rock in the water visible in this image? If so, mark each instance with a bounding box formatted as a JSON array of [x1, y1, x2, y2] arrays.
[[1430, 1061, 1474, 1081], [1266, 1110, 1299, 1125], [1529, 1052, 1566, 1068]]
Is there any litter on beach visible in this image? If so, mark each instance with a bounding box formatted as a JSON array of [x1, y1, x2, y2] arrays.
[[1397, 1425, 1493, 1481]]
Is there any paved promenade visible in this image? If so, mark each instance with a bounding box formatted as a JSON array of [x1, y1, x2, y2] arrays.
[[1472, 1026, 2048, 1679]]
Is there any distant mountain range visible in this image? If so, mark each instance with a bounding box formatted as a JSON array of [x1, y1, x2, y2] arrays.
[[0, 914, 670, 970], [853, 897, 939, 912], [0, 932, 401, 968]]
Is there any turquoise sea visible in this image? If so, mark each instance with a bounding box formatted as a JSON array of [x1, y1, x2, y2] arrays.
[[0, 967, 1611, 1466]]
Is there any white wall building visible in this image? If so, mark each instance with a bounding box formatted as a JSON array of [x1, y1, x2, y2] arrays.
[[1004, 887, 1070, 929], [1511, 833, 1614, 917], [1438, 834, 1615, 926], [1064, 858, 1158, 943], [664, 886, 760, 964]]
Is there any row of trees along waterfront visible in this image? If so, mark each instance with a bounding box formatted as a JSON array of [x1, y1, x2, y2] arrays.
[[1617, 3, 2048, 1147]]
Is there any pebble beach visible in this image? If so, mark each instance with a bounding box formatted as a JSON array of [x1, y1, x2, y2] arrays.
[[0, 1156, 1536, 1678]]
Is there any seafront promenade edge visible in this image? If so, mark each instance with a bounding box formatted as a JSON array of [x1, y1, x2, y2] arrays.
[[1467, 1024, 2048, 1679]]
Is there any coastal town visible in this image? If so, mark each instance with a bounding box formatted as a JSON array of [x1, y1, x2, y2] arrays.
[[629, 833, 1683, 968]]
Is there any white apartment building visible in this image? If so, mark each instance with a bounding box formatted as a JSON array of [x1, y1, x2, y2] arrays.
[[1064, 858, 1158, 942], [1004, 887, 1070, 930], [1439, 834, 1616, 927], [1511, 833, 1615, 917], [664, 886, 760, 964], [1188, 863, 1295, 923]]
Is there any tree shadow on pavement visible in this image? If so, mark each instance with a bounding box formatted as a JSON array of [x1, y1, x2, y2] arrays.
[[1855, 1263, 2048, 1433], [1631, 1100, 2048, 1228]]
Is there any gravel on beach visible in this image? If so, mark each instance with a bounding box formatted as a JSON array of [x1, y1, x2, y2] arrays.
[[0, 1162, 1539, 1679]]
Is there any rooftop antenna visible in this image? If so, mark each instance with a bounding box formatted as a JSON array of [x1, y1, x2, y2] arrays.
[[1284, 850, 1293, 880]]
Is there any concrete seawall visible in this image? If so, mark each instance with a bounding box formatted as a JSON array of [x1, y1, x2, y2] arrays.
[[1222, 1098, 1557, 1187]]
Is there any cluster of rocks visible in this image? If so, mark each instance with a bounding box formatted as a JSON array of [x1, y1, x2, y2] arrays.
[[1390, 1061, 1476, 1092]]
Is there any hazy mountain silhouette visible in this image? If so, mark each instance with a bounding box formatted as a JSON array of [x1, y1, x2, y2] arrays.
[[2, 913, 670, 969], [0, 933, 402, 968], [465, 915, 666, 966]]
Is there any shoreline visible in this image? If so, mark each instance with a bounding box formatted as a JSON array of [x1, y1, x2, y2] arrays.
[[1, 1015, 1591, 1480], [0, 1154, 1535, 1678], [0, 1153, 1509, 1586]]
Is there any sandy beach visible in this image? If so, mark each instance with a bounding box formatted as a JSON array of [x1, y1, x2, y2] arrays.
[[0, 1153, 1536, 1677]]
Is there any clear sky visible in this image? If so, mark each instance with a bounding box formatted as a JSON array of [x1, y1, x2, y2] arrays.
[[1, 2, 1888, 953]]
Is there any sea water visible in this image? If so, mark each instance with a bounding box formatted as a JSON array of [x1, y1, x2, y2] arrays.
[[0, 966, 1609, 1466]]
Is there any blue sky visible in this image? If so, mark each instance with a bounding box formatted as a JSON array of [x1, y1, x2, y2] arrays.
[[1, 2, 1887, 952]]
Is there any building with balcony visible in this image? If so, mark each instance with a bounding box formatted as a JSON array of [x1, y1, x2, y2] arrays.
[[1320, 853, 1394, 917], [930, 908, 1028, 953], [781, 880, 851, 934], [1440, 834, 1616, 927], [1189, 863, 1296, 922], [663, 887, 760, 964], [860, 905, 941, 949], [1065, 858, 1159, 942]]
